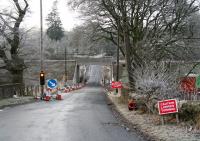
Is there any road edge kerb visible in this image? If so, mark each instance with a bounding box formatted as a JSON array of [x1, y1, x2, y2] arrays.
[[105, 94, 159, 141], [0, 98, 36, 109]]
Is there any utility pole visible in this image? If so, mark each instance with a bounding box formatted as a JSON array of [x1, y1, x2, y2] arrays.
[[116, 18, 120, 82], [65, 46, 67, 82], [40, 0, 44, 99], [116, 10, 120, 93]]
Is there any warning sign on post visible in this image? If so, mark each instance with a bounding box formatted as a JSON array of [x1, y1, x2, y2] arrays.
[[111, 81, 122, 89], [158, 99, 178, 115]]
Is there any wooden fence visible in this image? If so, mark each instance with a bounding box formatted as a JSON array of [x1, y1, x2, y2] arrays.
[[0, 83, 40, 98]]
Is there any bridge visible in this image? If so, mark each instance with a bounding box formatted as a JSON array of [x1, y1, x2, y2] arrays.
[[55, 54, 115, 65], [69, 55, 114, 84], [24, 55, 114, 85]]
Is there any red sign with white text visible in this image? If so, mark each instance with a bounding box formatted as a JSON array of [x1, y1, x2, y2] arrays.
[[111, 81, 122, 89], [158, 99, 178, 115]]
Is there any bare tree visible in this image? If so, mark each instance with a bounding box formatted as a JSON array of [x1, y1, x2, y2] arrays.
[[0, 0, 29, 83], [69, 0, 199, 89]]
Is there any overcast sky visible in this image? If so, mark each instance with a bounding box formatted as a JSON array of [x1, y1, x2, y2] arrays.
[[0, 0, 82, 31]]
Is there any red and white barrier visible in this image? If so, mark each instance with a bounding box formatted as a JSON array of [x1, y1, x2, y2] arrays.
[[44, 95, 51, 101], [56, 94, 62, 100]]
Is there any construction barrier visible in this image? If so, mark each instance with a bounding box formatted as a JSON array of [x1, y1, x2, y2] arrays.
[[56, 94, 62, 100], [44, 96, 51, 101]]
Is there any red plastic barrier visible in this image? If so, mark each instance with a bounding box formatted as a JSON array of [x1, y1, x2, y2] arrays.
[[128, 102, 136, 111], [180, 77, 196, 93], [56, 94, 62, 100], [64, 88, 69, 93], [44, 96, 51, 101]]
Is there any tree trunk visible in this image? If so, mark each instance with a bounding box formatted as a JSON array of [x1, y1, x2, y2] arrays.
[[5, 55, 26, 96], [123, 10, 135, 91], [124, 32, 135, 90], [10, 70, 24, 84]]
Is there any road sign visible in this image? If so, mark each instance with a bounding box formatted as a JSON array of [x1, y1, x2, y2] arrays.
[[47, 79, 57, 89], [196, 75, 200, 88], [158, 99, 178, 115], [111, 81, 122, 89]]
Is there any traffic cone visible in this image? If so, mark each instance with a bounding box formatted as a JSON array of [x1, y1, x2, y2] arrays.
[[64, 88, 68, 93], [128, 99, 136, 111], [45, 96, 51, 101], [34, 96, 40, 100], [56, 94, 62, 100]]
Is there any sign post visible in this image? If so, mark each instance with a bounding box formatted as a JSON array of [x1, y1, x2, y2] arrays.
[[47, 79, 58, 89], [158, 99, 179, 125], [110, 81, 122, 97]]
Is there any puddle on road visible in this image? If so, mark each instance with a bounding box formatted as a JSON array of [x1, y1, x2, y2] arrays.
[[0, 109, 3, 112]]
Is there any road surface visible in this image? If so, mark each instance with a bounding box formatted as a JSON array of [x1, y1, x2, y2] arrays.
[[0, 87, 144, 141], [87, 65, 103, 85], [0, 65, 144, 141]]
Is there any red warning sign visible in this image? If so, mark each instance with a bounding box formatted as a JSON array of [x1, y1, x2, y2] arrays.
[[111, 81, 122, 89], [158, 99, 178, 115]]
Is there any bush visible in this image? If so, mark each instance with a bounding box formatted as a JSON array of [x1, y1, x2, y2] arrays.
[[135, 98, 148, 114], [131, 62, 179, 114], [179, 103, 200, 126], [196, 114, 200, 129], [116, 88, 129, 104], [131, 61, 179, 100]]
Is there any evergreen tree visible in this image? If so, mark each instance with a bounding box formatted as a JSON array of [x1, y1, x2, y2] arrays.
[[46, 0, 64, 41]]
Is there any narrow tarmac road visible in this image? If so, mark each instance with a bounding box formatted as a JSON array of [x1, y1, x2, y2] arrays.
[[0, 86, 144, 141]]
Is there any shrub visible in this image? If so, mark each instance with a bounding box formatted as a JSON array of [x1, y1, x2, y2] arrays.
[[131, 61, 179, 100], [130, 61, 179, 113], [179, 103, 200, 126], [135, 97, 148, 114]]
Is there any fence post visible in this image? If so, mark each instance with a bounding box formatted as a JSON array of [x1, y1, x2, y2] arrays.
[[31, 86, 33, 96], [2, 87, 5, 98], [26, 86, 29, 96]]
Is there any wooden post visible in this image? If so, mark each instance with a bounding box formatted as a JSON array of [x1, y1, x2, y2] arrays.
[[176, 113, 179, 124], [31, 86, 33, 96], [161, 116, 164, 125], [118, 88, 122, 97], [26, 87, 29, 96], [2, 87, 5, 98]]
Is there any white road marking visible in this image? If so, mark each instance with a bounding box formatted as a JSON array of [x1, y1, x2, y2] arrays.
[[0, 109, 3, 112]]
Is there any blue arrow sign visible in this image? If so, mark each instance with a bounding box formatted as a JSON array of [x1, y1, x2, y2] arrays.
[[47, 79, 57, 89]]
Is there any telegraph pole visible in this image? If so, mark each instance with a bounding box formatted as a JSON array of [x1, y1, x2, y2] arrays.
[[65, 46, 67, 82], [116, 13, 120, 93], [40, 0, 44, 99], [116, 19, 120, 82]]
